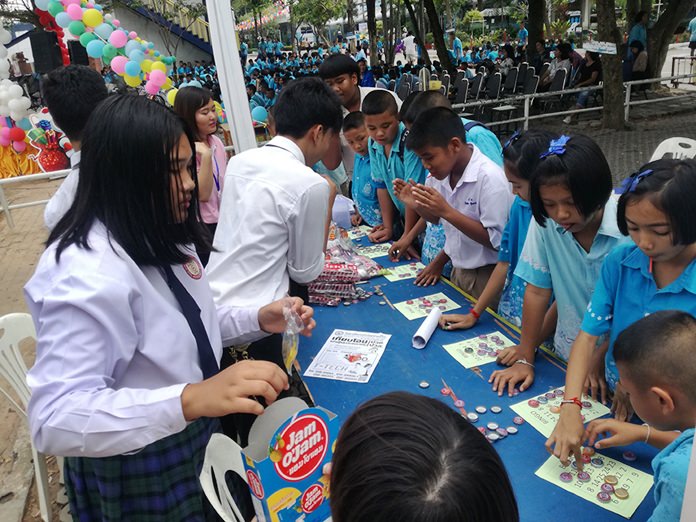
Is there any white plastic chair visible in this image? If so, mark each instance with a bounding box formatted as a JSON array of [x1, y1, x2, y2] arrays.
[[199, 433, 249, 522], [650, 137, 696, 161], [0, 313, 51, 522]]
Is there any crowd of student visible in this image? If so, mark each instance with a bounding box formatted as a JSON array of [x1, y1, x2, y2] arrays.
[[24, 58, 696, 522]]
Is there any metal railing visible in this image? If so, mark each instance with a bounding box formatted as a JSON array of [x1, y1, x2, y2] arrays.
[[141, 0, 210, 43], [451, 72, 696, 131], [670, 56, 696, 87]]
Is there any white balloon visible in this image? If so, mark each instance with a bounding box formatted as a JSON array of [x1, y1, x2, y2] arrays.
[[8, 84, 23, 99], [0, 104, 9, 117], [19, 97, 30, 110], [0, 46, 7, 60], [0, 72, 9, 80], [0, 29, 10, 46], [0, 92, 8, 105], [10, 111, 25, 122], [0, 60, 9, 72]]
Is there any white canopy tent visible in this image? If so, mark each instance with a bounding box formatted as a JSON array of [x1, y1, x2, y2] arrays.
[[206, 1, 257, 153]]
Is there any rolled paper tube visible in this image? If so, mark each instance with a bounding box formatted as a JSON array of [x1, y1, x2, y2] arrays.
[[412, 307, 442, 349]]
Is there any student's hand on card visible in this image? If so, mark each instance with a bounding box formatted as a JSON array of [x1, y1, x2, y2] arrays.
[[351, 212, 363, 226], [181, 360, 289, 420], [368, 225, 392, 243], [393, 179, 416, 207], [611, 382, 634, 422], [584, 419, 645, 450], [414, 261, 441, 286], [259, 297, 316, 337], [412, 185, 447, 217], [489, 364, 534, 396], [583, 348, 608, 404], [389, 239, 419, 261], [546, 408, 585, 469], [496, 345, 522, 366], [438, 313, 477, 331]]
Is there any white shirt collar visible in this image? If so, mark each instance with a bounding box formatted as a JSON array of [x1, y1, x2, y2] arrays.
[[70, 150, 81, 169], [266, 135, 305, 165]]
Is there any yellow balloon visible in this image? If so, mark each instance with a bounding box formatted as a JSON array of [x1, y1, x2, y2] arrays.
[[124, 74, 141, 87], [82, 9, 103, 28], [162, 77, 173, 90], [151, 61, 167, 73], [141, 59, 153, 73], [166, 88, 178, 106]]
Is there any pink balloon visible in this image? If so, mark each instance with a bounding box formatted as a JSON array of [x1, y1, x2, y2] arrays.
[[66, 4, 83, 20], [111, 55, 128, 74], [113, 20, 120, 27], [12, 140, 26, 153], [63, 0, 81, 5], [0, 127, 9, 139], [144, 81, 160, 95], [129, 31, 137, 39], [86, 2, 94, 7], [149, 69, 166, 86], [109, 30, 128, 48]]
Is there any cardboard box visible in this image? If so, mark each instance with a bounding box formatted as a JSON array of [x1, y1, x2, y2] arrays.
[[243, 397, 338, 522]]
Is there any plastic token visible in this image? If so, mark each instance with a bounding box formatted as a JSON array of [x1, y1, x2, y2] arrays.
[[418, 381, 430, 389], [583, 446, 596, 456], [478, 334, 488, 339], [490, 406, 502, 414], [486, 432, 500, 442], [379, 301, 386, 305], [537, 396, 549, 404], [554, 389, 565, 397], [582, 401, 592, 408], [454, 399, 465, 408], [513, 416, 525, 425], [601, 483, 614, 494], [506, 426, 518, 434], [527, 400, 540, 408], [622, 451, 637, 462], [478, 426, 487, 435], [477, 349, 488, 356], [343, 301, 351, 306], [473, 406, 486, 415], [577, 471, 591, 482], [478, 342, 489, 349], [545, 392, 555, 399], [439, 299, 447, 303], [604, 475, 618, 485], [464, 347, 474, 353], [438, 305, 447, 310], [467, 412, 479, 422], [406, 300, 414, 304], [614, 488, 629, 500], [512, 389, 520, 396], [496, 428, 508, 437], [597, 492, 612, 503], [582, 454, 592, 463], [486, 422, 499, 431], [559, 472, 573, 483], [549, 405, 561, 414], [440, 387, 450, 396], [591, 457, 605, 468]]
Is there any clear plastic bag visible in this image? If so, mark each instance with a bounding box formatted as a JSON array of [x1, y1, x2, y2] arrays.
[[281, 299, 304, 376]]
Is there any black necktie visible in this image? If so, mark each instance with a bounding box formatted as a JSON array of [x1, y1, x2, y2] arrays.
[[161, 264, 219, 379]]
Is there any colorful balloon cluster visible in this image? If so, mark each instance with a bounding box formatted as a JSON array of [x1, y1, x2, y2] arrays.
[[236, 2, 288, 32], [36, 0, 176, 94], [0, 81, 33, 152]]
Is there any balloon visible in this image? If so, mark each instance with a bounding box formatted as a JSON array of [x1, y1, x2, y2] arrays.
[[128, 49, 144, 63], [79, 31, 95, 46], [64, 0, 81, 5], [94, 22, 113, 39], [86, 39, 105, 58], [251, 106, 268, 124], [8, 84, 23, 98], [112, 19, 120, 27], [47, 1, 65, 17], [12, 140, 27, 153], [162, 77, 172, 90], [9, 127, 25, 142], [123, 74, 141, 87], [102, 43, 117, 59], [124, 40, 140, 55], [82, 8, 103, 28], [149, 69, 166, 86], [166, 88, 178, 106], [0, 27, 10, 45], [55, 12, 72, 28], [144, 81, 159, 95], [111, 55, 127, 74], [35, 0, 50, 10], [140, 59, 152, 72], [66, 3, 82, 20], [16, 118, 32, 131], [108, 29, 127, 48], [124, 60, 141, 76], [69, 20, 86, 36], [0, 135, 9, 147], [0, 127, 9, 139], [150, 61, 166, 73], [129, 31, 137, 39]]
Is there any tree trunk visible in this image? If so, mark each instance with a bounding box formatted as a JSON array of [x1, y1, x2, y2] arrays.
[[625, 0, 639, 32], [596, 0, 625, 129], [346, 0, 355, 33], [403, 0, 432, 66], [527, 0, 545, 62], [647, 0, 696, 80], [382, 0, 395, 64], [423, 0, 454, 72], [367, 0, 378, 66]]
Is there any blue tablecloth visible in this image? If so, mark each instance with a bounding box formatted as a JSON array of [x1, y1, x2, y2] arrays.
[[296, 238, 657, 521]]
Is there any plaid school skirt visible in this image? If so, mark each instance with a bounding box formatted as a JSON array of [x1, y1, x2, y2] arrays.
[[64, 418, 221, 521]]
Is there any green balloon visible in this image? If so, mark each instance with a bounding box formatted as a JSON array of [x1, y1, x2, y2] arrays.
[[69, 21, 86, 36], [79, 32, 96, 46], [102, 56, 112, 66], [47, 1, 64, 17], [102, 43, 118, 59]]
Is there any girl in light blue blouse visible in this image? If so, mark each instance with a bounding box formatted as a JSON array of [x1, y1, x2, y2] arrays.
[[548, 159, 696, 467]]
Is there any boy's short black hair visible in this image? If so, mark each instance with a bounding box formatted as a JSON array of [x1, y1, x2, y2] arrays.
[[615, 311, 696, 403], [41, 65, 108, 143], [406, 107, 466, 151], [398, 91, 419, 122], [503, 130, 557, 181], [342, 111, 365, 133], [616, 158, 696, 245], [530, 134, 612, 226], [273, 77, 342, 138], [318, 54, 360, 79], [361, 90, 398, 117], [403, 91, 450, 125]]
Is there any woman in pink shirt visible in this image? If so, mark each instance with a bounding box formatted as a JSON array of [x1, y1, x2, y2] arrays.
[[174, 87, 227, 265]]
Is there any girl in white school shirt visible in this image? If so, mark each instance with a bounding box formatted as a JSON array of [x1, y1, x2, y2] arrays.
[[24, 95, 314, 521]]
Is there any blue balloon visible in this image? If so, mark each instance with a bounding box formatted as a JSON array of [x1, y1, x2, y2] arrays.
[[16, 118, 32, 131], [124, 60, 141, 76], [128, 49, 145, 63], [124, 40, 140, 55], [86, 40, 105, 58], [94, 23, 113, 40], [35, 0, 50, 10], [251, 106, 268, 123], [55, 12, 72, 28]]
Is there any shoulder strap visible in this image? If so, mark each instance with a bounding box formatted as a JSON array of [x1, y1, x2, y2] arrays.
[[464, 120, 485, 132], [396, 128, 409, 162]]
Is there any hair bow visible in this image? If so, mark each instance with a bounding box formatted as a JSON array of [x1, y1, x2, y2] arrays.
[[619, 169, 653, 194], [502, 129, 522, 151], [539, 135, 571, 159]]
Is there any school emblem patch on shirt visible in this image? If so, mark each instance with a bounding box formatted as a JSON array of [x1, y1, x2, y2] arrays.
[[183, 257, 202, 280]]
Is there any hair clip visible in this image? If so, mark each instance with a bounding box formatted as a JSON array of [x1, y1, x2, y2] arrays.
[[539, 135, 571, 159], [502, 129, 522, 151], [619, 169, 654, 194]]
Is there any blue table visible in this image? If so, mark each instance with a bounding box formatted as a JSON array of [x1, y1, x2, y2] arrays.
[[297, 239, 657, 521]]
